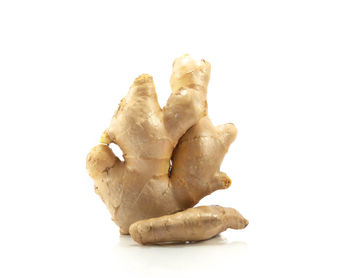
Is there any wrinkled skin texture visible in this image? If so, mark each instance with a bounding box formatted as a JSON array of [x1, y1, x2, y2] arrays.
[[87, 55, 247, 241]]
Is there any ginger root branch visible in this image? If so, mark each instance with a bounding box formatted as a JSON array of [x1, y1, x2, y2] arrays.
[[129, 206, 248, 245]]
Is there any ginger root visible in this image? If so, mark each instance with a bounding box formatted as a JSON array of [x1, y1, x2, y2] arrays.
[[87, 54, 248, 244], [129, 206, 248, 245]]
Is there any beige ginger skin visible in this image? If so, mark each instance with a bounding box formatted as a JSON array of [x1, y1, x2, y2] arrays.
[[130, 206, 248, 245], [86, 54, 248, 244]]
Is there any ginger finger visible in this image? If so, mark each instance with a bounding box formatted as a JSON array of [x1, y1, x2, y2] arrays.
[[129, 206, 248, 245], [164, 54, 210, 141], [171, 117, 237, 208]]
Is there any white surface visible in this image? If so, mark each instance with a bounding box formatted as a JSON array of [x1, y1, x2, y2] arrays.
[[1, 1, 349, 277]]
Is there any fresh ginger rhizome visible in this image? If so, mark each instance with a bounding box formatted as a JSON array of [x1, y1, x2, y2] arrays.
[[87, 55, 248, 244]]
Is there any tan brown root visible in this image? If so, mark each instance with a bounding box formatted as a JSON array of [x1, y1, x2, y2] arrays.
[[129, 206, 248, 245], [86, 54, 247, 241]]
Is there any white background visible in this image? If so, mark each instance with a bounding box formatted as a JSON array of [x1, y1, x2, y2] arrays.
[[1, 0, 349, 277]]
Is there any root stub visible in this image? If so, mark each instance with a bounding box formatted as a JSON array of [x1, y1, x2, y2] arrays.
[[129, 205, 248, 245]]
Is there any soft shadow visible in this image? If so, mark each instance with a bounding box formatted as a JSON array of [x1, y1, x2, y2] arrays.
[[112, 234, 248, 274], [118, 233, 246, 248]]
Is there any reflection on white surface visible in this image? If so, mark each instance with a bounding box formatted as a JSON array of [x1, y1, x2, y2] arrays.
[[112, 234, 248, 276]]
